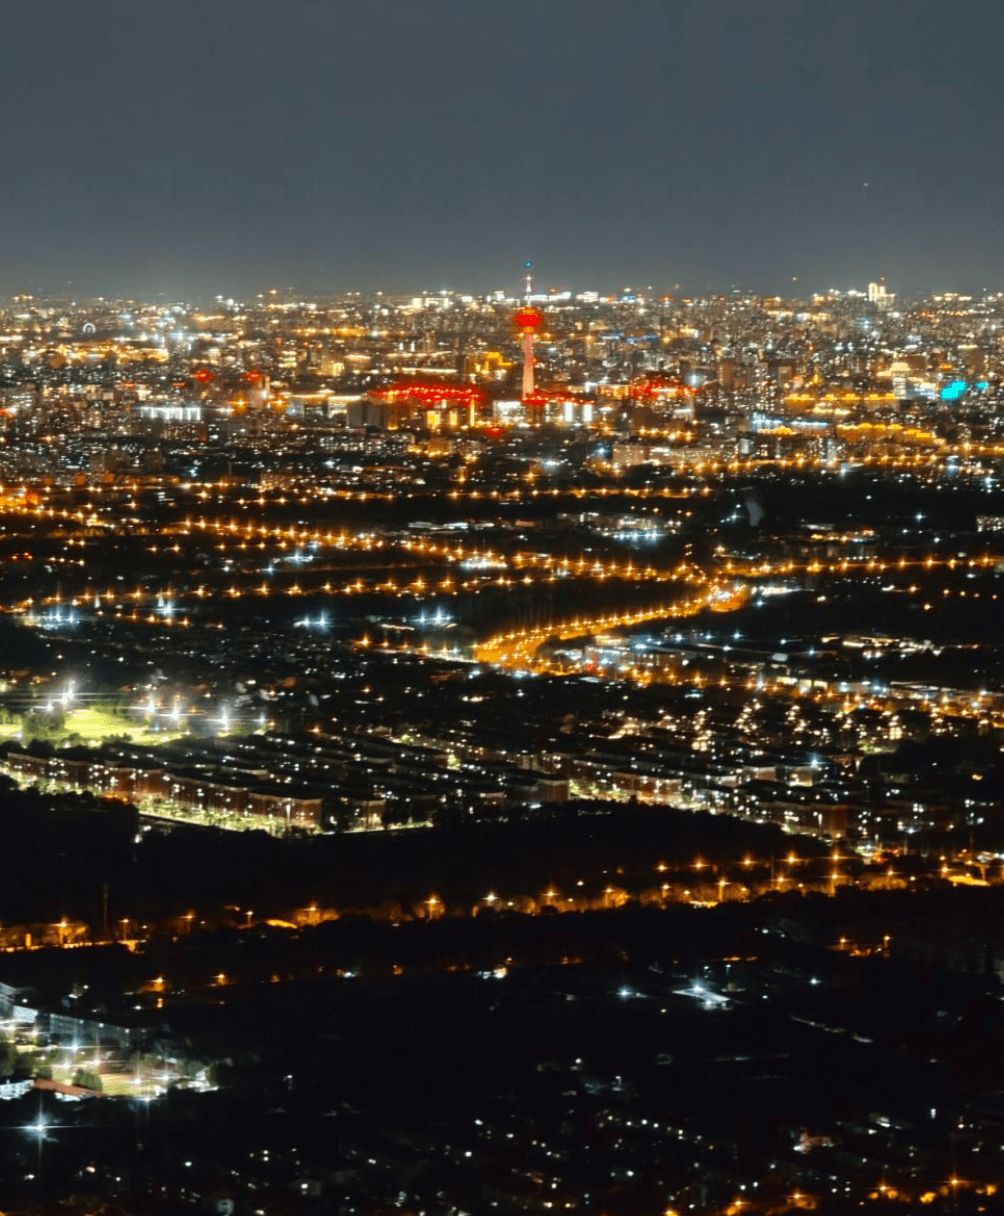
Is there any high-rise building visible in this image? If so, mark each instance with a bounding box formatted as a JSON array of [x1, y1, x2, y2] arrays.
[[868, 278, 895, 311], [514, 305, 543, 401]]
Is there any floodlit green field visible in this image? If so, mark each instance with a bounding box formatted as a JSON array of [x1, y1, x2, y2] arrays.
[[45, 1066, 162, 1097], [0, 705, 181, 748]]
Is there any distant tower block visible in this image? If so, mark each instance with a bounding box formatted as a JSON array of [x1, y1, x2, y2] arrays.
[[868, 277, 895, 311], [514, 305, 543, 401]]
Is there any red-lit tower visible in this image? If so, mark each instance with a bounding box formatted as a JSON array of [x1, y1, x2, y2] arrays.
[[514, 305, 543, 400]]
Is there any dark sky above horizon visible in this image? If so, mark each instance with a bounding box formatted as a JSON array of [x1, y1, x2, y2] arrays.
[[2, 0, 1002, 301]]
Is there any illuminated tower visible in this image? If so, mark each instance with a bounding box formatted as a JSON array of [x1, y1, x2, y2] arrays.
[[514, 305, 543, 400]]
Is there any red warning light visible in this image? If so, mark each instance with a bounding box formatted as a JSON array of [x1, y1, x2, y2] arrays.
[[514, 307, 543, 332], [194, 368, 215, 383], [632, 376, 695, 400], [523, 390, 579, 409], [371, 382, 484, 410]]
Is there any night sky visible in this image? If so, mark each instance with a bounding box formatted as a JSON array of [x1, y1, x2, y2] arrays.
[[2, 0, 1001, 300]]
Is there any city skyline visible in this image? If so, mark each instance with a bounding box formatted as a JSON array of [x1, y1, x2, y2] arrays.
[[1, 277, 1004, 1211], [5, 2, 1004, 1209]]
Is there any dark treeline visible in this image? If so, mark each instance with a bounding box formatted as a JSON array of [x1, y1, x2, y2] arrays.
[[0, 787, 824, 925]]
